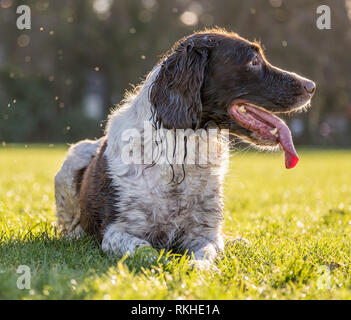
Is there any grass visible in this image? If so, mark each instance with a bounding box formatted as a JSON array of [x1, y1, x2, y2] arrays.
[[0, 145, 351, 300]]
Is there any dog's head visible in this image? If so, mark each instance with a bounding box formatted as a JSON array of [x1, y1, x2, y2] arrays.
[[150, 29, 316, 169]]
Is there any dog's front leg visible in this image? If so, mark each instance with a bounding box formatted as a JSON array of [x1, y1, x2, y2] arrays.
[[102, 227, 151, 256]]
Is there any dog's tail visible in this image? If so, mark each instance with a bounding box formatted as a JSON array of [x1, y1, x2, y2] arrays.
[[55, 138, 103, 237]]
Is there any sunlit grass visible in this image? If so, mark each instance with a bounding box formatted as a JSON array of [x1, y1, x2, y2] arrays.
[[0, 146, 351, 299]]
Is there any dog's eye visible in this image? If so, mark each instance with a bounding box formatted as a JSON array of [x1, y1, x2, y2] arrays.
[[250, 55, 259, 67]]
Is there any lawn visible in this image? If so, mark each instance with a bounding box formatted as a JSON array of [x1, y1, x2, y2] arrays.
[[0, 145, 351, 300]]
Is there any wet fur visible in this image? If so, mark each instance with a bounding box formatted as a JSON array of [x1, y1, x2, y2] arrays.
[[55, 29, 314, 265]]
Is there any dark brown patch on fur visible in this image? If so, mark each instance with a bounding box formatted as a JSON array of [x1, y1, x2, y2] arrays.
[[75, 167, 87, 194], [79, 139, 119, 242], [150, 29, 315, 142], [149, 34, 217, 130]]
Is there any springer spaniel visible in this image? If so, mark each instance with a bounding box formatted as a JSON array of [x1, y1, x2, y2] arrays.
[[55, 29, 315, 268]]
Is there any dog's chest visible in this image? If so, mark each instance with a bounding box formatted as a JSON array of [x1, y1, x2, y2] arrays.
[[114, 164, 223, 247]]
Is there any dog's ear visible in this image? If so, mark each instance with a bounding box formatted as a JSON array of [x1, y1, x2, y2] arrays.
[[150, 38, 211, 129]]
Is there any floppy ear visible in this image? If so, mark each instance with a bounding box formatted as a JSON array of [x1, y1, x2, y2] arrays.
[[150, 39, 210, 129]]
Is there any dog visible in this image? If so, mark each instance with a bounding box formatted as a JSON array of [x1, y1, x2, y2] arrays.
[[55, 28, 315, 268]]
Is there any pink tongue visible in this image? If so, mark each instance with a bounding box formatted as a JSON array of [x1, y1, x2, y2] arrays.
[[285, 153, 299, 169], [233, 105, 299, 169]]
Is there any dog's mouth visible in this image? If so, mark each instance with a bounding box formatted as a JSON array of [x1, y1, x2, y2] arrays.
[[228, 99, 299, 169]]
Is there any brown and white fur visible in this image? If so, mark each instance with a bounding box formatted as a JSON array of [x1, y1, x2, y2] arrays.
[[56, 67, 226, 268], [55, 29, 315, 268]]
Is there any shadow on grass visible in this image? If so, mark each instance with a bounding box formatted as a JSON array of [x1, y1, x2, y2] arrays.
[[0, 223, 177, 299], [0, 227, 168, 274]]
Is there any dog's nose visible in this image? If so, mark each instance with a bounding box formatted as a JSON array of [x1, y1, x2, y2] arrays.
[[303, 80, 316, 96]]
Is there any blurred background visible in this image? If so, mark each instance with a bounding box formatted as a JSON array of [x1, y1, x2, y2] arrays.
[[0, 0, 350, 146]]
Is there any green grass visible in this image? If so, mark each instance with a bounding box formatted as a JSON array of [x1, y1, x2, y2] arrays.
[[0, 145, 351, 299]]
